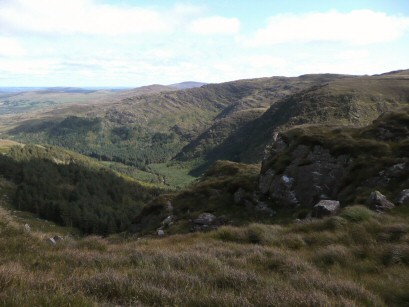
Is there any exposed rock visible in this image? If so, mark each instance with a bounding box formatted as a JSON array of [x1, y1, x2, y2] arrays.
[[258, 169, 275, 194], [157, 229, 165, 236], [281, 175, 294, 187], [194, 213, 216, 225], [255, 201, 276, 217], [396, 189, 409, 205], [47, 237, 56, 245], [268, 174, 298, 207], [367, 191, 395, 212], [260, 144, 349, 208], [53, 235, 64, 242], [191, 213, 227, 232], [161, 215, 175, 227], [24, 224, 30, 233], [234, 188, 247, 205], [312, 200, 340, 218]]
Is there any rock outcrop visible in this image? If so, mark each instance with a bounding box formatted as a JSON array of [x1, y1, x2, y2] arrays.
[[258, 110, 409, 211], [312, 200, 340, 218], [367, 191, 395, 212], [161, 215, 175, 227], [259, 135, 349, 208], [233, 188, 276, 216]]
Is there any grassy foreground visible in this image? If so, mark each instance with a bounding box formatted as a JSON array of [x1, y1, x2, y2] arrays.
[[1, 199, 409, 306]]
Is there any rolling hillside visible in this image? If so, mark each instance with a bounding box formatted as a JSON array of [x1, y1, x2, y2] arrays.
[[4, 74, 349, 180], [0, 71, 408, 306], [3, 70, 409, 185], [132, 107, 409, 236], [197, 73, 409, 166]]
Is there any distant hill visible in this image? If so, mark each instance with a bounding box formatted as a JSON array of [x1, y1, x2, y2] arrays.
[[5, 74, 347, 174], [169, 81, 207, 90], [378, 69, 409, 77], [125, 84, 176, 95], [187, 73, 409, 169], [0, 87, 48, 93], [3, 69, 409, 184]]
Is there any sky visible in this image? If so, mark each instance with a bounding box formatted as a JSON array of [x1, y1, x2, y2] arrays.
[[0, 0, 409, 87]]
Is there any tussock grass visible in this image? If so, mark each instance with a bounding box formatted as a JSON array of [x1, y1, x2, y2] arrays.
[[1, 199, 409, 306], [340, 205, 374, 222]]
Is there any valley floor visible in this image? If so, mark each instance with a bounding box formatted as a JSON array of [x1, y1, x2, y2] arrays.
[[1, 198, 409, 306]]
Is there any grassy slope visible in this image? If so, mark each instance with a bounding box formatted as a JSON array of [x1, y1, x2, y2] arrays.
[[0, 139, 23, 154], [207, 75, 409, 165], [1, 181, 409, 306], [132, 161, 261, 234], [175, 74, 348, 164]]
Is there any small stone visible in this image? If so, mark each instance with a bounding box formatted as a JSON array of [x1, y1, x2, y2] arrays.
[[47, 237, 56, 245], [367, 191, 395, 212], [312, 200, 340, 218], [24, 224, 30, 233], [157, 229, 165, 236]]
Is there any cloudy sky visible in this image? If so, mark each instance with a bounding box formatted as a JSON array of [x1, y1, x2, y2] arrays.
[[0, 0, 409, 86]]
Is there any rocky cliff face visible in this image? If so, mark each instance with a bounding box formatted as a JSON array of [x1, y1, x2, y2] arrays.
[[259, 140, 350, 208], [258, 108, 409, 210]]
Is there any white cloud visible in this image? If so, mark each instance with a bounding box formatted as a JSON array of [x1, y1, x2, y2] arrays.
[[172, 3, 204, 16], [189, 16, 240, 35], [245, 55, 287, 68], [0, 58, 58, 75], [0, 0, 171, 35], [246, 10, 409, 46], [335, 49, 369, 60], [0, 37, 26, 56]]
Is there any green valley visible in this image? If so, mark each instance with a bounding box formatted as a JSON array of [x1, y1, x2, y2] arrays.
[[0, 69, 409, 307]]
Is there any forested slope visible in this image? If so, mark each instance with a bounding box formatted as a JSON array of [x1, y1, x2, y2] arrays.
[[0, 144, 162, 234]]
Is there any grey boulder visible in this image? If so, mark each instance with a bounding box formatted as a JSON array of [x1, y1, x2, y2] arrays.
[[312, 200, 340, 218], [367, 191, 395, 212]]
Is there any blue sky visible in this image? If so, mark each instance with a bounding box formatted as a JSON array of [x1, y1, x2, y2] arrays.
[[0, 0, 408, 87]]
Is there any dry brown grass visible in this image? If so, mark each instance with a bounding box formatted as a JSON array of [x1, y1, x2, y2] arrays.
[[0, 203, 409, 306], [0, 139, 23, 148]]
